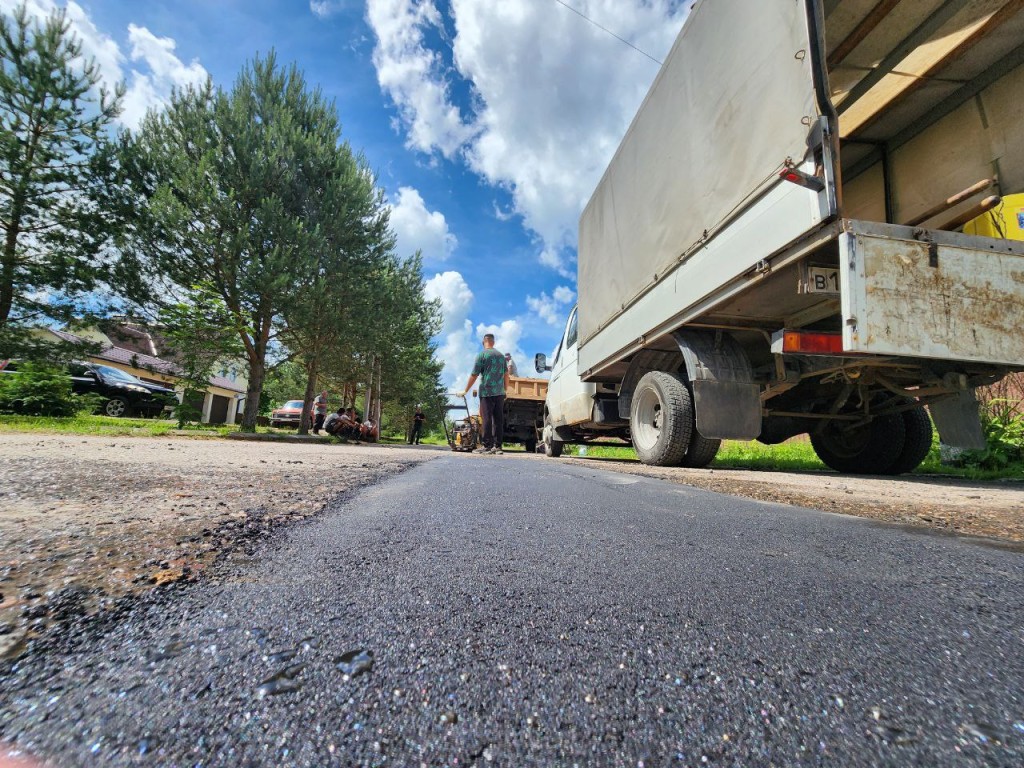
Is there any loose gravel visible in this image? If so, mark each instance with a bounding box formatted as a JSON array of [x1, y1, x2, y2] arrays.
[[0, 434, 440, 659]]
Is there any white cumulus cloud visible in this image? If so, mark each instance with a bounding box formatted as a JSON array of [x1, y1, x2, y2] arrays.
[[389, 186, 457, 263], [526, 285, 576, 326], [424, 270, 473, 336], [553, 285, 575, 305], [366, 0, 477, 158], [121, 25, 208, 128], [475, 318, 524, 372], [0, 0, 207, 129], [365, 0, 688, 274], [423, 270, 528, 393]]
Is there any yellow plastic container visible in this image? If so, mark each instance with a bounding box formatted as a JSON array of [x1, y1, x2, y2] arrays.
[[963, 192, 1024, 241]]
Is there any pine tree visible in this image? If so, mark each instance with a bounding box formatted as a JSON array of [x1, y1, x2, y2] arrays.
[[121, 54, 336, 431], [0, 1, 123, 337]]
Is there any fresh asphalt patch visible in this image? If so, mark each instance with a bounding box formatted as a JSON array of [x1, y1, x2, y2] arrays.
[[2, 455, 1023, 766]]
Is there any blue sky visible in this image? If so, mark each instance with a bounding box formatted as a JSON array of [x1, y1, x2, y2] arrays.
[[5, 0, 689, 389]]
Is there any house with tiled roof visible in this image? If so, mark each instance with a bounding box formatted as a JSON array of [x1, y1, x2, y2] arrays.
[[36, 325, 248, 425]]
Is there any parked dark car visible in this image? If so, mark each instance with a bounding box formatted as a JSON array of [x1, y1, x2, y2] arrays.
[[68, 362, 178, 418]]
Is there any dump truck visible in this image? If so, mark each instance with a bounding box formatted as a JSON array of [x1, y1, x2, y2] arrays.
[[503, 376, 547, 452], [536, 0, 1024, 474]]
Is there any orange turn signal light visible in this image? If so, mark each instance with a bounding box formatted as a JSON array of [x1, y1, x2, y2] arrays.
[[780, 331, 844, 355]]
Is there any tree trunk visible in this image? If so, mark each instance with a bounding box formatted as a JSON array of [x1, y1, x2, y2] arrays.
[[375, 357, 383, 430], [0, 208, 23, 327], [241, 357, 265, 432], [365, 355, 375, 427], [299, 359, 318, 436], [239, 320, 271, 432]]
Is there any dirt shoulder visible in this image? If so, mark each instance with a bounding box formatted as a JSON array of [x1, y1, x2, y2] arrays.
[[0, 434, 442, 658], [568, 455, 1024, 544]]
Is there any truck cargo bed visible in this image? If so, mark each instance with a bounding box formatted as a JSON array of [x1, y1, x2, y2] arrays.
[[577, 0, 1024, 381]]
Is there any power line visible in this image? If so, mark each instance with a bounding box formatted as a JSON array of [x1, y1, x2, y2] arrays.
[[551, 0, 663, 66]]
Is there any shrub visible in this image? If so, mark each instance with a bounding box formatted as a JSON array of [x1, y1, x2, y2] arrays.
[[0, 362, 84, 417], [954, 391, 1024, 471]]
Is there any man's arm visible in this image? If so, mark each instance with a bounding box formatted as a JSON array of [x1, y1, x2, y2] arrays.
[[459, 374, 478, 398]]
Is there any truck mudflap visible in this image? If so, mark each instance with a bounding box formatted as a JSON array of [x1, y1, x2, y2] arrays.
[[840, 220, 1024, 366], [929, 390, 987, 451], [673, 329, 761, 441]]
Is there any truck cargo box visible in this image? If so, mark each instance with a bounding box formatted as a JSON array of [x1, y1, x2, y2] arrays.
[[577, 0, 1024, 380]]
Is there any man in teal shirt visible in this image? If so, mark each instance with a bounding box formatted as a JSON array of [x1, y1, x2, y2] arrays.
[[459, 333, 509, 454]]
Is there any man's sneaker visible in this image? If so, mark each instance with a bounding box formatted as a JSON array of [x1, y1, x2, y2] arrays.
[[493, 449, 503, 455], [474, 446, 490, 454]]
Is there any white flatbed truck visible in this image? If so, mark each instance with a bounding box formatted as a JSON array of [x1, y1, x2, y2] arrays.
[[537, 0, 1024, 474]]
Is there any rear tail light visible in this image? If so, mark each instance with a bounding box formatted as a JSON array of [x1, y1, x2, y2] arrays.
[[772, 330, 844, 355], [779, 166, 825, 192]]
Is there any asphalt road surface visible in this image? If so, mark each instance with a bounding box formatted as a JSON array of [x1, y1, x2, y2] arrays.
[[2, 454, 1023, 767]]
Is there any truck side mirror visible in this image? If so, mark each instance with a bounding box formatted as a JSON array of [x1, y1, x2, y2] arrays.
[[534, 353, 551, 373]]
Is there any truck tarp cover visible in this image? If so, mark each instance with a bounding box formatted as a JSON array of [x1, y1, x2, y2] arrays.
[[578, 0, 818, 347]]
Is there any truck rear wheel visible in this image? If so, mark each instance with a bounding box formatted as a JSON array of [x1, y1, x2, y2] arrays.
[[630, 371, 692, 466], [680, 430, 721, 468], [810, 414, 906, 475], [882, 406, 933, 475]]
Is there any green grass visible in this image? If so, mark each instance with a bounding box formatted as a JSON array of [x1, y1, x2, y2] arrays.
[[567, 436, 1022, 480], [0, 414, 288, 438]]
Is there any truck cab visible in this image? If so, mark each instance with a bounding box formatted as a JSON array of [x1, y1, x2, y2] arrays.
[[536, 305, 629, 456]]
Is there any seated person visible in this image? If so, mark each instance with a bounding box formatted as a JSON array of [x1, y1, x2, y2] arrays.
[[323, 407, 345, 436], [337, 408, 360, 440], [361, 416, 379, 442]]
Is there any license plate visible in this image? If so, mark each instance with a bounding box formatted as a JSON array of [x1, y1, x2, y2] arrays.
[[805, 265, 839, 294]]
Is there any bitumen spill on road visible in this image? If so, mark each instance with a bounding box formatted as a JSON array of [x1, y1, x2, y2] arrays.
[[2, 454, 1024, 766]]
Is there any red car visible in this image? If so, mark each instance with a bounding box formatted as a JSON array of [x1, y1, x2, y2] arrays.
[[270, 399, 304, 428]]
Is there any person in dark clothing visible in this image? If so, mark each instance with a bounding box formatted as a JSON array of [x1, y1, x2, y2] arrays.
[[323, 407, 344, 436], [459, 333, 508, 455], [410, 405, 426, 444]]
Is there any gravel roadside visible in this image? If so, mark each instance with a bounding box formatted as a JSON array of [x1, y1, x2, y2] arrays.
[[0, 434, 441, 659], [566, 455, 1024, 543]]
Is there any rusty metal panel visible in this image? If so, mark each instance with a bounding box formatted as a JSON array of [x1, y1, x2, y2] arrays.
[[840, 222, 1024, 365]]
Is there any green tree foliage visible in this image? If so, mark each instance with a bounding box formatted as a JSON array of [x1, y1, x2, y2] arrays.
[[121, 52, 444, 432], [157, 286, 243, 428], [261, 360, 307, 415], [372, 253, 444, 424], [279, 144, 393, 434], [121, 53, 339, 431], [0, 361, 83, 416], [0, 1, 124, 340]]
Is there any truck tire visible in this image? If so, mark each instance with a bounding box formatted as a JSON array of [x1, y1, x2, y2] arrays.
[[810, 414, 906, 475], [674, 380, 721, 468], [882, 406, 933, 475], [524, 438, 538, 454], [543, 419, 564, 458], [680, 430, 721, 468], [630, 371, 692, 466]]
